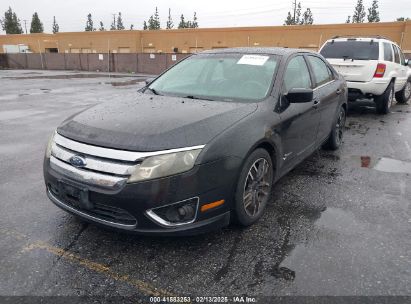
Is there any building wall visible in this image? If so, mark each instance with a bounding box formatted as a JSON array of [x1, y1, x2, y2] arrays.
[[0, 21, 410, 55]]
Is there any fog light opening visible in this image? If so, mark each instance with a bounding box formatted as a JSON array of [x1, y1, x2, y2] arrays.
[[146, 197, 199, 227]]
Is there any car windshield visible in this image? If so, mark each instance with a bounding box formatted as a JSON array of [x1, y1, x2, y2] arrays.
[[320, 40, 379, 60], [147, 53, 279, 102]]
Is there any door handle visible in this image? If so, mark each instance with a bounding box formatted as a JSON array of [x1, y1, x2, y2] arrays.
[[336, 89, 342, 95]]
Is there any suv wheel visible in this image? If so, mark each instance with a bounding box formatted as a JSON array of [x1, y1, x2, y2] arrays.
[[375, 82, 394, 114], [323, 106, 346, 151], [234, 148, 273, 226], [395, 78, 411, 104]]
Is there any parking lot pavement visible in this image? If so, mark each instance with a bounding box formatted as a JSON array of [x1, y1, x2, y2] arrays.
[[0, 69, 410, 297]]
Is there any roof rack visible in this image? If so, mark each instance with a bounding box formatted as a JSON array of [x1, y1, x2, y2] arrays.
[[331, 35, 390, 40]]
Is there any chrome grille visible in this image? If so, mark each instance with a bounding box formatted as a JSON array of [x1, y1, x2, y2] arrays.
[[49, 132, 205, 190], [50, 133, 143, 190]]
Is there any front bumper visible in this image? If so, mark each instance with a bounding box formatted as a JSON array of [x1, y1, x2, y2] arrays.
[[43, 156, 241, 236]]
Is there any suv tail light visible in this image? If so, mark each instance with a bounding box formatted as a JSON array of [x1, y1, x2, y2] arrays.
[[374, 63, 386, 78]]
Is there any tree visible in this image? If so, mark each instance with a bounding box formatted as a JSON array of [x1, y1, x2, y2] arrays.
[[130, 24, 134, 30], [284, 12, 294, 25], [345, 16, 351, 23], [85, 13, 95, 31], [99, 21, 105, 31], [147, 15, 155, 29], [1, 7, 23, 34], [117, 12, 124, 30], [166, 8, 173, 29], [30, 12, 44, 33], [396, 17, 410, 21], [352, 0, 366, 23], [143, 21, 147, 30], [52, 16, 59, 33], [284, 2, 305, 25], [178, 14, 186, 28], [300, 8, 313, 25], [146, 7, 161, 30], [110, 14, 116, 30], [367, 0, 380, 22], [295, 2, 302, 24], [191, 12, 198, 28], [153, 7, 160, 29]]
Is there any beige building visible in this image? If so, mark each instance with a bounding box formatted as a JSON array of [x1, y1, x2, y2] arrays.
[[1, 21, 411, 55]]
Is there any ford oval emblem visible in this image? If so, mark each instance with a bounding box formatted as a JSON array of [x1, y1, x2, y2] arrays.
[[69, 155, 87, 168]]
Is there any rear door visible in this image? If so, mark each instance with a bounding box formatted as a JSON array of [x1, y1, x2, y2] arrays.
[[306, 55, 341, 143], [277, 55, 321, 166], [393, 45, 407, 91], [320, 39, 379, 82]]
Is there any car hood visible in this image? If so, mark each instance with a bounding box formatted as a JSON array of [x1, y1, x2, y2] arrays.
[[57, 93, 258, 151]]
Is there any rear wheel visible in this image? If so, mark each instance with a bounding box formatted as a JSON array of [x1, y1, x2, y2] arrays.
[[323, 106, 346, 151], [234, 149, 273, 226], [375, 82, 394, 114], [395, 78, 411, 104]]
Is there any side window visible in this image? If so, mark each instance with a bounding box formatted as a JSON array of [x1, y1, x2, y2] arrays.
[[307, 56, 333, 87], [398, 47, 405, 65], [383, 43, 393, 62], [283, 56, 312, 92], [393, 45, 400, 63]]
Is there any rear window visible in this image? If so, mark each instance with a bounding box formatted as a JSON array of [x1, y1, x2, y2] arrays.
[[320, 40, 379, 60]]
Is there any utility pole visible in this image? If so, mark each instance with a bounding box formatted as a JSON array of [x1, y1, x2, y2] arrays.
[[23, 19, 28, 34], [292, 0, 297, 24]]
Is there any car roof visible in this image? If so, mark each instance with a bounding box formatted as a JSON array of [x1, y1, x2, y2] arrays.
[[326, 37, 394, 44], [200, 47, 313, 56]]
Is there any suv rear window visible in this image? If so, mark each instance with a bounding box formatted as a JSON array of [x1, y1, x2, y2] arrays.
[[320, 40, 379, 60]]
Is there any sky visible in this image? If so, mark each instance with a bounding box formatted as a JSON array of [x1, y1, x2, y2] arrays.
[[0, 0, 410, 34]]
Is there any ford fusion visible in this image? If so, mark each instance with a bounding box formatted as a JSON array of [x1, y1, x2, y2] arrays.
[[44, 48, 347, 235]]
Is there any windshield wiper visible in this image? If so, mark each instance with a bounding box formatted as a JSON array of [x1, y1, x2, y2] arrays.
[[184, 95, 214, 101], [342, 55, 354, 61], [145, 87, 161, 95]]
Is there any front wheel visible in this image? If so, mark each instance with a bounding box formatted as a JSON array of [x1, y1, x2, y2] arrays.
[[395, 78, 411, 104], [323, 106, 346, 151], [234, 149, 273, 226]]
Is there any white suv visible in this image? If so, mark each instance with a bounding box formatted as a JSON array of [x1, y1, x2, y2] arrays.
[[319, 36, 411, 114]]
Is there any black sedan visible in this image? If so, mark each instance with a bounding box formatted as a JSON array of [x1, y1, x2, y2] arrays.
[[43, 47, 347, 235]]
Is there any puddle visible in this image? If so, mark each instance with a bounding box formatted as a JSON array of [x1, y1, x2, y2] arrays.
[[0, 110, 47, 121], [352, 155, 411, 174], [316, 207, 364, 235], [107, 79, 142, 86], [4, 74, 145, 80]]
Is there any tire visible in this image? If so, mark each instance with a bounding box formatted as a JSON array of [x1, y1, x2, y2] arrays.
[[395, 78, 411, 104], [375, 82, 394, 114], [234, 148, 273, 227], [323, 106, 346, 151]]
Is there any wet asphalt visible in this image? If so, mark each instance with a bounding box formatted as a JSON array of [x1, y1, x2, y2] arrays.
[[0, 70, 410, 298]]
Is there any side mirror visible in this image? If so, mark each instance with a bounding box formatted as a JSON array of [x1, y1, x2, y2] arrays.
[[405, 59, 411, 67], [285, 88, 314, 103], [145, 77, 155, 86]]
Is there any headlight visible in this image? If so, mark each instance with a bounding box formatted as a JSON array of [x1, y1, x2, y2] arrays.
[[128, 149, 202, 183], [45, 131, 56, 158]]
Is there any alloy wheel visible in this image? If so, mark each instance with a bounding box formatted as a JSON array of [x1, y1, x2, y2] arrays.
[[243, 158, 272, 217], [405, 82, 411, 100], [335, 108, 346, 145]]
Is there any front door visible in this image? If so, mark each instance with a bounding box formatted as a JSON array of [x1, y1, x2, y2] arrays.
[[277, 55, 321, 166], [306, 55, 341, 143]]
